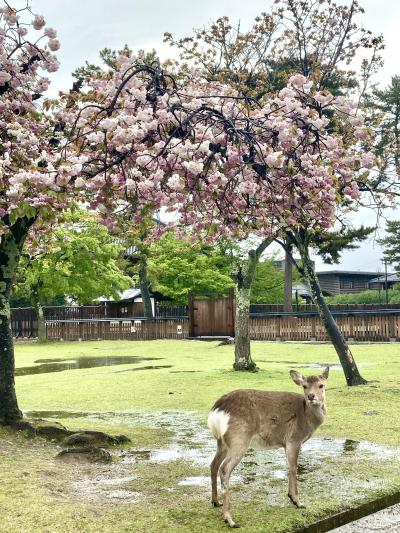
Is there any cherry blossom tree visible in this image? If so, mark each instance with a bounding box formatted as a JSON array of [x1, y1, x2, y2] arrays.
[[0, 3, 64, 423], [162, 72, 374, 383], [0, 1, 375, 423]]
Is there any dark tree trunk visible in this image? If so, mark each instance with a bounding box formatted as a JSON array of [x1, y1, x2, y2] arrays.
[[234, 238, 272, 372], [298, 242, 367, 386], [139, 255, 153, 319], [0, 218, 33, 424], [284, 243, 293, 312]]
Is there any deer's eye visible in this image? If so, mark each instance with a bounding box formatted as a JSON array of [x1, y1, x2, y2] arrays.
[[319, 384, 324, 389], [303, 385, 307, 389]]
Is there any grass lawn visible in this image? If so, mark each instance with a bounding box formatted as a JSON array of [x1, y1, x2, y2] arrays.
[[1, 340, 399, 532]]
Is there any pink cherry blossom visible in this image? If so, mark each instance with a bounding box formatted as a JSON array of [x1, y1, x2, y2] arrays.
[[48, 38, 60, 51], [0, 71, 11, 85], [44, 27, 57, 38], [32, 15, 46, 30]]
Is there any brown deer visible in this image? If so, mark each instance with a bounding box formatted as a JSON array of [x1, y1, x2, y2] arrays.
[[207, 367, 329, 528]]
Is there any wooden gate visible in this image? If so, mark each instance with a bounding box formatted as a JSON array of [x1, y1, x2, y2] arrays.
[[188, 289, 235, 337]]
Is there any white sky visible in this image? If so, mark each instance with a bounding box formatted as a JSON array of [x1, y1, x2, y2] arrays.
[[17, 0, 400, 272]]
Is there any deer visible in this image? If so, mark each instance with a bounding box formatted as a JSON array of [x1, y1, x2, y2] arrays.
[[207, 367, 329, 528]]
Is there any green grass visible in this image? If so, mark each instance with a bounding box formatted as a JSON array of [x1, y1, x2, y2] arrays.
[[1, 339, 399, 532]]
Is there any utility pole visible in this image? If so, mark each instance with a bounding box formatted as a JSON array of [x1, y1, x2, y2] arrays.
[[383, 258, 389, 305]]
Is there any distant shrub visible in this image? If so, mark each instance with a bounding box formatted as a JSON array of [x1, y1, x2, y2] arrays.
[[326, 289, 400, 305]]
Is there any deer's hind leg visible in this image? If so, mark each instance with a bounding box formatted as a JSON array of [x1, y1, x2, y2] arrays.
[[211, 438, 227, 507], [219, 436, 250, 528]]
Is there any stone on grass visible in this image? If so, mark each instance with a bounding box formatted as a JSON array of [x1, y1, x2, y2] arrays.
[[56, 447, 112, 463], [62, 431, 131, 447], [11, 418, 75, 441], [217, 337, 235, 346]]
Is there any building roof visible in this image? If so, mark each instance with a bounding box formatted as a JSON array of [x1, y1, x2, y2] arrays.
[[316, 270, 382, 277], [118, 288, 142, 301], [98, 287, 153, 303], [369, 273, 400, 284]]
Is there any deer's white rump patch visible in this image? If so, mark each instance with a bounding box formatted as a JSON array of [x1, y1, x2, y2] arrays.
[[207, 409, 230, 440]]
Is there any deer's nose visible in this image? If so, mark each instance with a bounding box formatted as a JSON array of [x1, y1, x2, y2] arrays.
[[308, 393, 315, 400]]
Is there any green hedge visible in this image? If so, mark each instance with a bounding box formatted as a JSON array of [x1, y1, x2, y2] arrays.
[[326, 288, 400, 304]]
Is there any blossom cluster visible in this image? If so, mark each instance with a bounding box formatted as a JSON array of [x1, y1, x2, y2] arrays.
[[57, 62, 374, 242], [0, 3, 374, 246], [0, 4, 62, 234]]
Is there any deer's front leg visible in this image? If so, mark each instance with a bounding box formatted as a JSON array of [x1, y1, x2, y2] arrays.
[[285, 442, 306, 509]]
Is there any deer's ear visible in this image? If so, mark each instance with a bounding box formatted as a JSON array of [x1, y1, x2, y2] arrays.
[[290, 370, 305, 386], [320, 367, 330, 380]]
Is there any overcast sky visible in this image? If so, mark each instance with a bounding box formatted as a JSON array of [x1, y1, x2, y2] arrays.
[[18, 0, 400, 272]]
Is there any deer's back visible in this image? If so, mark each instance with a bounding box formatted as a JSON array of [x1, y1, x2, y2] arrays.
[[210, 389, 309, 448]]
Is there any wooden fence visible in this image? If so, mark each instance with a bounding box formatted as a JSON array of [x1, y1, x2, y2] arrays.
[[250, 312, 400, 342], [11, 307, 37, 338], [11, 303, 188, 338], [45, 318, 189, 341], [11, 304, 400, 342]]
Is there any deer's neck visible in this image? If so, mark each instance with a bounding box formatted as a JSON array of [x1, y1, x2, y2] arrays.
[[304, 402, 326, 430]]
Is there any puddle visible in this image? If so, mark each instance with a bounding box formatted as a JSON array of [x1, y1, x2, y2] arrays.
[[169, 370, 204, 374], [16, 356, 163, 376], [298, 364, 343, 370], [25, 409, 400, 507], [258, 360, 344, 370], [114, 365, 173, 373], [178, 475, 241, 487], [258, 359, 346, 370]]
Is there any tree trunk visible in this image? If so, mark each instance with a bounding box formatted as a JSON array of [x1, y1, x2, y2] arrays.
[[139, 255, 153, 318], [0, 218, 32, 424], [36, 302, 46, 343], [299, 243, 367, 386], [284, 243, 293, 312], [234, 277, 256, 371], [234, 238, 272, 372]]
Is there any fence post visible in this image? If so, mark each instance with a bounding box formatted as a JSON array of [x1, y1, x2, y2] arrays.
[[311, 317, 316, 340], [229, 287, 235, 337], [276, 315, 281, 341], [388, 314, 396, 341], [188, 291, 194, 337], [349, 315, 355, 340], [79, 321, 84, 341]]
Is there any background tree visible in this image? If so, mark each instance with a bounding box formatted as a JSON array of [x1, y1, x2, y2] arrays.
[[378, 220, 400, 270], [121, 215, 163, 319], [146, 232, 234, 305], [251, 259, 290, 304], [12, 210, 131, 342], [370, 77, 400, 193]]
